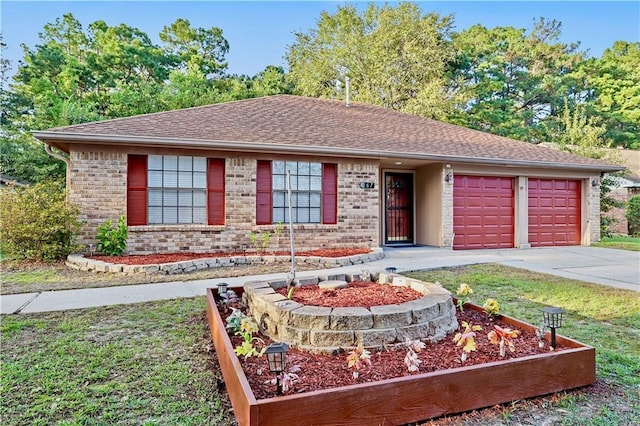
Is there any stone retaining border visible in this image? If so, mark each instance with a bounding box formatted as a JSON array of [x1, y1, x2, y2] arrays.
[[65, 248, 384, 275], [243, 272, 458, 353]]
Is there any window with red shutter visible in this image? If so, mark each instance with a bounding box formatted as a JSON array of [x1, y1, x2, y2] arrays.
[[256, 160, 272, 225], [127, 155, 148, 226], [207, 158, 225, 225], [322, 163, 337, 224], [258, 160, 337, 225]]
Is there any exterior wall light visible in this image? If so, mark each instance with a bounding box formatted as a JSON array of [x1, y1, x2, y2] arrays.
[[445, 171, 453, 183], [591, 178, 600, 187]]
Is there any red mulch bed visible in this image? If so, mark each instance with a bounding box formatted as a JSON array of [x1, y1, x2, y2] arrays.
[[93, 248, 371, 265], [276, 280, 424, 309], [222, 282, 559, 400]]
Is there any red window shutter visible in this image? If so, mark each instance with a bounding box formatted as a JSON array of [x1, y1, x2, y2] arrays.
[[207, 158, 225, 225], [127, 155, 147, 226], [322, 163, 337, 224], [256, 160, 272, 225]]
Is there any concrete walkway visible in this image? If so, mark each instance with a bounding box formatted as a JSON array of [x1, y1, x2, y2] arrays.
[[1, 246, 638, 315]]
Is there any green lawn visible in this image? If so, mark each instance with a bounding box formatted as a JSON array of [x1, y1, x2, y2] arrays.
[[1, 298, 235, 426], [593, 235, 640, 251], [2, 265, 639, 425]]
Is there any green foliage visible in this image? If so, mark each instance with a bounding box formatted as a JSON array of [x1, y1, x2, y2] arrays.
[[574, 41, 640, 149], [483, 298, 500, 318], [593, 235, 640, 251], [449, 19, 584, 143], [225, 308, 246, 334], [626, 195, 640, 236], [96, 215, 128, 256], [248, 222, 284, 254], [286, 3, 455, 118], [233, 317, 265, 359], [0, 180, 82, 261]]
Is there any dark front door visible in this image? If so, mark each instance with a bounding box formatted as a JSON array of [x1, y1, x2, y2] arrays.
[[385, 172, 414, 244]]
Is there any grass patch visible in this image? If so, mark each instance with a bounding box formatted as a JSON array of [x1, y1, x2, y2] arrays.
[[593, 235, 640, 251], [2, 268, 65, 285], [0, 298, 235, 425]]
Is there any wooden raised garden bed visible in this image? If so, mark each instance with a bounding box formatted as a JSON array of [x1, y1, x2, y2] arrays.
[[206, 287, 595, 426]]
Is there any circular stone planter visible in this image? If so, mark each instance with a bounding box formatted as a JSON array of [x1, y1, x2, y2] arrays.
[[65, 248, 384, 275], [243, 272, 458, 352]]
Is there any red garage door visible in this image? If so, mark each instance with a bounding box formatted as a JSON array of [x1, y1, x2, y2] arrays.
[[453, 176, 514, 250], [528, 179, 581, 247]]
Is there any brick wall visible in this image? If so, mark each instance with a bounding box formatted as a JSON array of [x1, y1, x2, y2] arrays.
[[441, 169, 454, 247], [608, 187, 629, 235], [588, 177, 601, 243], [70, 149, 379, 254], [70, 151, 127, 243]]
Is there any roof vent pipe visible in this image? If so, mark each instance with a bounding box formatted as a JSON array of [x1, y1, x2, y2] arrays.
[[345, 76, 350, 107]]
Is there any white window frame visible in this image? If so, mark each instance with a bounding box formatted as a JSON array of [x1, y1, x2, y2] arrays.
[[272, 160, 322, 224], [147, 155, 207, 224]]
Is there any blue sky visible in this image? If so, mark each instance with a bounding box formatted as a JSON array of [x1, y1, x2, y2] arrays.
[[2, 1, 639, 78]]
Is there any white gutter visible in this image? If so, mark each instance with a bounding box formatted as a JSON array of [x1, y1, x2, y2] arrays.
[[32, 131, 624, 173], [44, 144, 71, 201]]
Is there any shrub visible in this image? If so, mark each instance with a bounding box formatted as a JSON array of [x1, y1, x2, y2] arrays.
[[627, 195, 640, 236], [0, 180, 82, 261], [96, 215, 128, 256]]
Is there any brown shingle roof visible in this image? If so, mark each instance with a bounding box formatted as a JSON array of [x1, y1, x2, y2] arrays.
[[34, 94, 620, 171]]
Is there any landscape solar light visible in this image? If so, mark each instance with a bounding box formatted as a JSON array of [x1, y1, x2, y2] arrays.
[[542, 306, 565, 349], [217, 282, 229, 296], [241, 243, 248, 256], [265, 343, 288, 395]]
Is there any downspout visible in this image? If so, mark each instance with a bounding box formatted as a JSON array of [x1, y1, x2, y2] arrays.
[[44, 143, 71, 202]]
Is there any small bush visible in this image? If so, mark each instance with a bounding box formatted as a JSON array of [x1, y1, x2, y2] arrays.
[[0, 180, 82, 261], [96, 215, 128, 256], [627, 195, 640, 236]]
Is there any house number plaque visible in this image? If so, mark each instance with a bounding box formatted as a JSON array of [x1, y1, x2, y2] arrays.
[[359, 182, 375, 189]]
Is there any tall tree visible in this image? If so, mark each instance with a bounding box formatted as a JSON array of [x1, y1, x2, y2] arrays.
[[251, 66, 293, 97], [286, 2, 455, 118], [448, 18, 584, 142], [159, 18, 229, 77], [574, 41, 640, 149]]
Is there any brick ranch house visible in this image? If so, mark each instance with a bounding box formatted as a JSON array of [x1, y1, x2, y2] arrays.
[[33, 95, 622, 254]]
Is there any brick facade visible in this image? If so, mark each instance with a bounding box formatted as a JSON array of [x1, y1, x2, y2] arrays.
[[587, 177, 602, 243], [70, 149, 380, 255], [68, 146, 603, 254], [70, 151, 128, 242], [608, 188, 629, 235], [441, 168, 455, 247]]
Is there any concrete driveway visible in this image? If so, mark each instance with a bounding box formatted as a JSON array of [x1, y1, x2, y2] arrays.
[[379, 245, 640, 292]]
